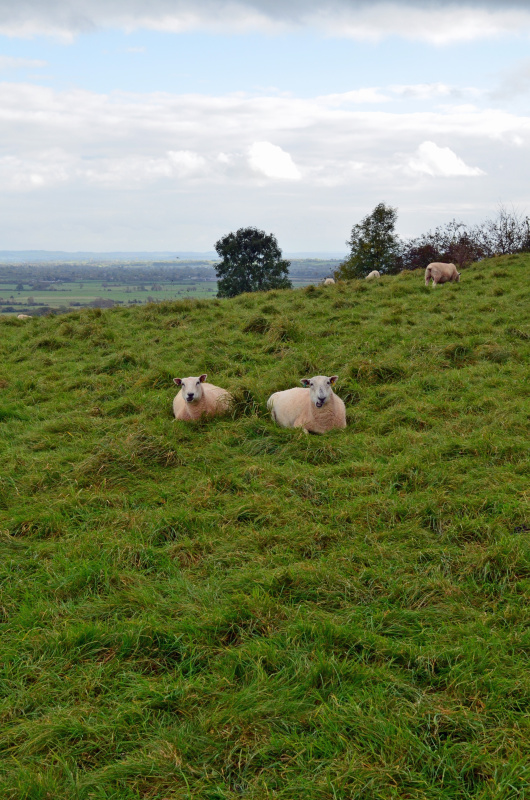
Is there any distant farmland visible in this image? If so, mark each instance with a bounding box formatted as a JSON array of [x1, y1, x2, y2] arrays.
[[0, 259, 339, 314], [0, 280, 219, 310]]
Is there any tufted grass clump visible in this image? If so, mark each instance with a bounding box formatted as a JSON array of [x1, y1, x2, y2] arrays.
[[0, 254, 529, 799]]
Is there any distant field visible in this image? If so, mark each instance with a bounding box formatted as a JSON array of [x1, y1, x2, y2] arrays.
[[0, 278, 320, 313], [0, 281, 218, 309]]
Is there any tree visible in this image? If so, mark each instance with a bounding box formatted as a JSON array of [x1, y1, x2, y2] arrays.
[[334, 203, 401, 280], [473, 204, 530, 258], [401, 219, 484, 271], [400, 205, 530, 273], [214, 227, 292, 298]]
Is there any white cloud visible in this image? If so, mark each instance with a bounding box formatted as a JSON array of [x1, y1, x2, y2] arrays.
[[316, 4, 530, 44], [0, 55, 47, 70], [248, 141, 301, 180], [391, 83, 453, 100], [0, 1, 529, 42], [408, 141, 485, 177], [1, 80, 529, 248], [0, 83, 525, 188], [167, 150, 207, 175], [85, 151, 207, 185], [388, 83, 482, 102], [0, 83, 526, 194], [0, 150, 73, 190], [320, 88, 390, 106]]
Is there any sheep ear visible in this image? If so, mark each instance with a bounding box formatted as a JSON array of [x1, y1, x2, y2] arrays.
[[301, 378, 311, 387], [199, 374, 207, 383], [174, 378, 183, 386], [329, 376, 338, 385]]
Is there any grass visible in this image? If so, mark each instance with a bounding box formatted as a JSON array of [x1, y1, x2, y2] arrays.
[[0, 255, 529, 799]]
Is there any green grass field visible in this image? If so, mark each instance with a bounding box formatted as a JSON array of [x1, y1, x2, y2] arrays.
[[0, 279, 313, 312], [0, 255, 529, 799], [0, 281, 219, 310]]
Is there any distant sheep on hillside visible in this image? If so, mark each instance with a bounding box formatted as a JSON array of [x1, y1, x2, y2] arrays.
[[173, 374, 232, 421], [425, 262, 461, 287], [366, 270, 381, 280], [267, 375, 346, 434], [17, 314, 32, 319]]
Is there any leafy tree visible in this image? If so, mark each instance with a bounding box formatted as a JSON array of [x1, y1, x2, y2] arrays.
[[401, 219, 484, 271], [399, 241, 440, 272], [400, 206, 530, 272], [214, 227, 292, 298], [334, 203, 401, 280]]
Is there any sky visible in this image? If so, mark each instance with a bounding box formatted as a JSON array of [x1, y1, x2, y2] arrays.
[[1, 0, 530, 253]]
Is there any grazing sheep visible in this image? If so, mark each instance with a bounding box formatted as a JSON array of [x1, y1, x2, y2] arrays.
[[267, 375, 346, 434], [17, 314, 32, 319], [425, 262, 461, 287], [365, 270, 381, 280], [323, 277, 335, 286], [173, 374, 232, 421]]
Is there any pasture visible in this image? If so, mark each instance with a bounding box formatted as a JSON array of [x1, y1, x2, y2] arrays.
[[0, 279, 316, 313], [0, 259, 334, 314], [0, 254, 529, 799], [0, 280, 218, 311]]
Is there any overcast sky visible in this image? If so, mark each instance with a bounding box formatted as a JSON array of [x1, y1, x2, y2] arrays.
[[1, 0, 530, 253]]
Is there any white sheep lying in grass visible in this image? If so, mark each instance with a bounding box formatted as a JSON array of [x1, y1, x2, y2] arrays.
[[173, 374, 232, 421], [323, 278, 335, 285], [267, 375, 346, 434], [366, 270, 381, 280], [17, 314, 32, 319], [425, 262, 461, 287]]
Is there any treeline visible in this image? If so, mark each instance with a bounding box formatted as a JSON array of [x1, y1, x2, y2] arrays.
[[335, 203, 530, 280], [0, 264, 218, 287], [0, 260, 337, 289], [401, 205, 530, 271]]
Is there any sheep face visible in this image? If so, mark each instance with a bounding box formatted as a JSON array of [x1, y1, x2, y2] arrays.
[[300, 375, 338, 408], [456, 272, 461, 282], [173, 374, 207, 403]]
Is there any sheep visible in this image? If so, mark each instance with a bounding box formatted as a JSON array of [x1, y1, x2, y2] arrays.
[[323, 277, 335, 285], [267, 375, 346, 434], [17, 314, 32, 319], [173, 374, 232, 421], [425, 262, 461, 287], [365, 270, 381, 280]]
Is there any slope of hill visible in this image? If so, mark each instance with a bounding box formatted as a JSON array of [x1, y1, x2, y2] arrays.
[[0, 255, 529, 799]]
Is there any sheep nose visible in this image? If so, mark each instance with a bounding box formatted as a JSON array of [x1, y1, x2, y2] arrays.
[[186, 393, 194, 401]]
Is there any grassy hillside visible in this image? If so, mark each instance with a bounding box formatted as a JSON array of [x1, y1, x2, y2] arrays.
[[0, 255, 529, 800]]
